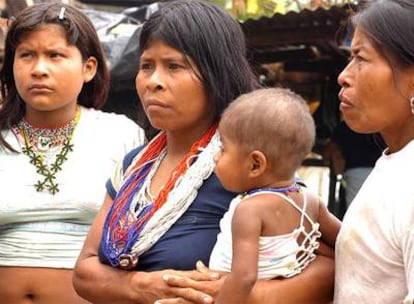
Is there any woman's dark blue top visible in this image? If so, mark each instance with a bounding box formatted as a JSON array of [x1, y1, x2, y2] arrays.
[[98, 146, 235, 271]]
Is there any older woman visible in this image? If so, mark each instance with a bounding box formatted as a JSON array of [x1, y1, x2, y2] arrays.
[[335, 0, 414, 303]]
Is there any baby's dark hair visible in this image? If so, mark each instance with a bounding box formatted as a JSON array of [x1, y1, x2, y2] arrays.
[[219, 87, 315, 180], [0, 3, 109, 150]]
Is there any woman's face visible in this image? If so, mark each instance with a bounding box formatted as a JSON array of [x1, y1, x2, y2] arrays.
[[136, 40, 213, 135], [337, 27, 413, 137]]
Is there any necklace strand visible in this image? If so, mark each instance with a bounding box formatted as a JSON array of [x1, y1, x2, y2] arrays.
[[246, 183, 300, 196], [18, 115, 77, 151], [19, 106, 81, 194], [102, 124, 218, 268]]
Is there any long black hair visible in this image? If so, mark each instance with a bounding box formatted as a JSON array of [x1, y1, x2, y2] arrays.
[[138, 0, 261, 137]]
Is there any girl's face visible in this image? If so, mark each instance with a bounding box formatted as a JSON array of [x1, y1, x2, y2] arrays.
[[136, 39, 213, 136], [337, 27, 414, 141], [13, 24, 96, 125]]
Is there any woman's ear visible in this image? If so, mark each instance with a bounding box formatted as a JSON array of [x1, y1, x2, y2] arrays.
[[83, 56, 98, 83], [248, 150, 267, 177]]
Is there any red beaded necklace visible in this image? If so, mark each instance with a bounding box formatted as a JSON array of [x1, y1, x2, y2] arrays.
[[102, 123, 218, 268]]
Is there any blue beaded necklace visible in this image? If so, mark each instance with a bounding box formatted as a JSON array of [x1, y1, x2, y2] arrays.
[[246, 183, 300, 196]]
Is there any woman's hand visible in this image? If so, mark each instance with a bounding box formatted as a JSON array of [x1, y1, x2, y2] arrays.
[[155, 261, 225, 304], [154, 255, 335, 304]]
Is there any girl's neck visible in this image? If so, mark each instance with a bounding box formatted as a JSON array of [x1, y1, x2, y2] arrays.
[[24, 105, 79, 129]]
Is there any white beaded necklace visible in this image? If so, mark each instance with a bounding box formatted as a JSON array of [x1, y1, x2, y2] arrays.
[[132, 148, 167, 217], [16, 113, 78, 152]]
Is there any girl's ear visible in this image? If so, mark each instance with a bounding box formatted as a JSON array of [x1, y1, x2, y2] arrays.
[[83, 56, 98, 83], [248, 150, 267, 177]]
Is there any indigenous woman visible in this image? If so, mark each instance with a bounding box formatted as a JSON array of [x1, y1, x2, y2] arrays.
[[73, 1, 336, 303]]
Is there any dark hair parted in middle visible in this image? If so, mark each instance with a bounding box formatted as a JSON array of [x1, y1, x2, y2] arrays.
[[139, 0, 261, 124]]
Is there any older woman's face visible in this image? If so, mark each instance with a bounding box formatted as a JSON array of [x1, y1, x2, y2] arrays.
[[337, 27, 413, 136]]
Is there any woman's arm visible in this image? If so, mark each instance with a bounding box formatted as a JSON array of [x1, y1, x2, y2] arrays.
[[73, 194, 144, 303], [160, 254, 334, 304], [73, 194, 217, 304], [248, 255, 335, 304], [318, 199, 341, 250]]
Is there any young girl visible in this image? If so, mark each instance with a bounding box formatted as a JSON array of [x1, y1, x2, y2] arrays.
[[0, 3, 145, 303], [211, 88, 341, 304]]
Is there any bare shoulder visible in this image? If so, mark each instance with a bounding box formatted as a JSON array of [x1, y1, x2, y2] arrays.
[[301, 188, 326, 220], [237, 192, 292, 213]]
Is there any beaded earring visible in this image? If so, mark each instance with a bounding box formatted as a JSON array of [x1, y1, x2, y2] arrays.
[[410, 97, 414, 115]]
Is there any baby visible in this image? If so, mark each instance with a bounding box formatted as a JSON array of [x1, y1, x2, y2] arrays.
[[211, 87, 340, 304]]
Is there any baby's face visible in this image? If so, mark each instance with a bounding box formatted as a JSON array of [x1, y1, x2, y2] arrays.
[[214, 130, 251, 193]]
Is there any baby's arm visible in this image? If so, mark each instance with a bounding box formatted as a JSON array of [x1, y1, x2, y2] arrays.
[[215, 200, 262, 304]]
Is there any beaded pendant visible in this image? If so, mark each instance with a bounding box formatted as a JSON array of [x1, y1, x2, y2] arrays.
[[119, 253, 139, 270], [37, 136, 52, 151]]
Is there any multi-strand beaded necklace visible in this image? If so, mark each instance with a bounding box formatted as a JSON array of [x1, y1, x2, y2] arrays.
[[101, 124, 218, 269], [13, 106, 81, 194]]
